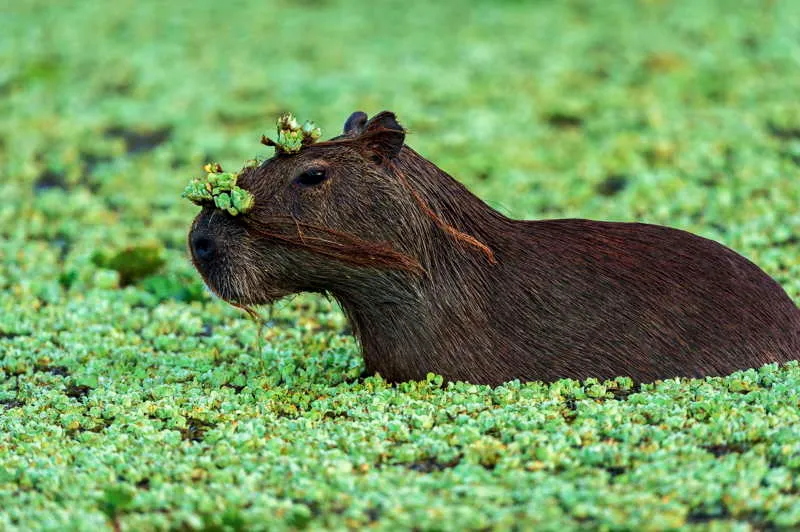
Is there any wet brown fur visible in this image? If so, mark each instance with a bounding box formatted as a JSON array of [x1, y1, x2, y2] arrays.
[[189, 111, 800, 385]]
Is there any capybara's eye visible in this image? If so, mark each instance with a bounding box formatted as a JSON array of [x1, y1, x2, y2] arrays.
[[294, 167, 328, 187]]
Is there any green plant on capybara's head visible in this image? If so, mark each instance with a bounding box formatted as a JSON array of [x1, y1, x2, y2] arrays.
[[182, 112, 321, 214], [260, 112, 321, 154]]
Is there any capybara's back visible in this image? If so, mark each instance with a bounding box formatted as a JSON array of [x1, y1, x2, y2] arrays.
[[484, 218, 800, 383]]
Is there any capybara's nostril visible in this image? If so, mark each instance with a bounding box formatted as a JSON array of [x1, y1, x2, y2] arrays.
[[192, 235, 217, 262]]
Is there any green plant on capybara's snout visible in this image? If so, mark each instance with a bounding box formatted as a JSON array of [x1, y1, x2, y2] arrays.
[[182, 162, 255, 216]]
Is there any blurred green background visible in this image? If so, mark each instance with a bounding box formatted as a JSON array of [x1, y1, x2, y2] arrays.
[[2, 0, 800, 530]]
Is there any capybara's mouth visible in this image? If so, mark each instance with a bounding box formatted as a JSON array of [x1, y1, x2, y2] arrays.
[[198, 266, 293, 308]]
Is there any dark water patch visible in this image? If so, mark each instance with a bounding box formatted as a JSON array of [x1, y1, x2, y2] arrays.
[[609, 382, 641, 400], [65, 383, 92, 401], [545, 112, 584, 129], [704, 443, 749, 457], [779, 149, 800, 167], [34, 364, 70, 377], [563, 397, 578, 424], [226, 383, 246, 394], [365, 505, 382, 523], [197, 322, 214, 337], [59, 269, 79, 289], [50, 235, 73, 261], [105, 125, 172, 155], [767, 122, 800, 141], [179, 417, 215, 442], [34, 169, 68, 193], [103, 80, 134, 96], [741, 35, 759, 52], [1, 399, 24, 410], [699, 174, 721, 188], [0, 330, 30, 340], [687, 508, 776, 530], [321, 410, 348, 420], [686, 508, 729, 524], [709, 223, 727, 234], [407, 455, 462, 473], [81, 151, 114, 175], [596, 174, 628, 196]]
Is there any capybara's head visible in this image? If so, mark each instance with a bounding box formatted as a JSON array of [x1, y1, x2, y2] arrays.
[[188, 111, 435, 306]]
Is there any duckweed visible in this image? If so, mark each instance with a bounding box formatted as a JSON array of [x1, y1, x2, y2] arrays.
[[182, 163, 255, 216], [2, 0, 799, 529]]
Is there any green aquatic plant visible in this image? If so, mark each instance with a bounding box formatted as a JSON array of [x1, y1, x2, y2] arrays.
[[182, 162, 255, 216], [182, 111, 320, 214], [261, 112, 322, 154], [5, 0, 800, 529], [91, 244, 165, 286]]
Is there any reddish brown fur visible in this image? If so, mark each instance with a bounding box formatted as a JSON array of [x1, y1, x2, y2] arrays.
[[188, 111, 800, 385]]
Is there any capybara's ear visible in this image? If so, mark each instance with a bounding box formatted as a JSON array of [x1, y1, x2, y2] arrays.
[[358, 111, 405, 161], [343, 111, 368, 135]]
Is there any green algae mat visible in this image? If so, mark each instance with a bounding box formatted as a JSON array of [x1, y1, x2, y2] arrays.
[[2, 0, 800, 530]]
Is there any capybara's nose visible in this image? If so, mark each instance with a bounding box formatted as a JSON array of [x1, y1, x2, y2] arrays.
[[191, 234, 217, 262]]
